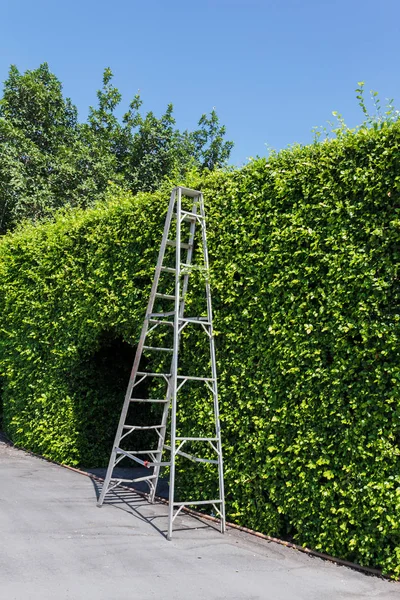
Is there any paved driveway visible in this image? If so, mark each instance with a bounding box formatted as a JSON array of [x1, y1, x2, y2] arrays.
[[0, 436, 397, 600]]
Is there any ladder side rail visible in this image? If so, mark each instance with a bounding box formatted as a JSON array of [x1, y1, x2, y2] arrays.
[[149, 190, 199, 503], [167, 187, 182, 540], [148, 395, 170, 496], [97, 189, 176, 507], [199, 194, 226, 533], [130, 188, 177, 387], [179, 193, 199, 317], [148, 370, 173, 503]]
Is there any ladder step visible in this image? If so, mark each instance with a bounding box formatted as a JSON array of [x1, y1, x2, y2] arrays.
[[181, 263, 207, 271], [108, 477, 146, 484], [173, 500, 222, 507], [122, 425, 163, 430], [179, 211, 205, 222], [155, 293, 176, 300], [160, 267, 176, 274], [124, 450, 162, 454], [177, 375, 216, 382], [179, 317, 211, 325], [130, 398, 168, 403], [166, 239, 192, 250], [131, 475, 158, 483], [176, 437, 219, 441], [149, 311, 175, 318], [107, 475, 160, 484], [149, 319, 174, 327], [164, 445, 218, 464], [115, 448, 169, 469], [143, 345, 173, 353], [149, 317, 211, 328], [137, 371, 171, 378], [175, 186, 202, 198]]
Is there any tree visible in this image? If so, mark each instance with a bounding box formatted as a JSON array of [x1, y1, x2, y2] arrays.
[[1, 63, 78, 152], [191, 110, 234, 171], [0, 63, 234, 233]]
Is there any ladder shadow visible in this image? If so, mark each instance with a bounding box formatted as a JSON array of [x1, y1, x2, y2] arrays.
[[90, 476, 220, 539]]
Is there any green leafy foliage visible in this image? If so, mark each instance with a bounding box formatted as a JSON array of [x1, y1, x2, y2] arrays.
[[1, 122, 400, 576], [0, 63, 233, 232]]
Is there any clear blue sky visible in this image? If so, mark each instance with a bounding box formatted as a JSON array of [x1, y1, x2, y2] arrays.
[[1, 0, 399, 165]]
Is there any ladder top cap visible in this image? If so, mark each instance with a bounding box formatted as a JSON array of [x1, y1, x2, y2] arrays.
[[174, 186, 202, 198]]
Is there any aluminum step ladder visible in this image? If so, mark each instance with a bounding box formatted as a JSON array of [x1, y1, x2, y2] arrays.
[[97, 186, 225, 540]]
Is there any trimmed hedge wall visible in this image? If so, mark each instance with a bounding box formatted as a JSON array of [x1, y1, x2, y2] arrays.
[[0, 187, 164, 464], [1, 123, 400, 575]]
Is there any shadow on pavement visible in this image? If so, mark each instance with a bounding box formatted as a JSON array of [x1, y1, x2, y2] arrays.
[[89, 470, 220, 539]]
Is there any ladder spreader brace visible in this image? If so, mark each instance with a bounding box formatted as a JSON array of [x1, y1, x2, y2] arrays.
[[97, 186, 226, 540]]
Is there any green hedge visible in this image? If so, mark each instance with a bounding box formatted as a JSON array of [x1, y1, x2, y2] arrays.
[[1, 123, 400, 576]]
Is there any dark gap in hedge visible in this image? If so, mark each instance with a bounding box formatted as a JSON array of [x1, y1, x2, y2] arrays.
[[67, 331, 153, 468]]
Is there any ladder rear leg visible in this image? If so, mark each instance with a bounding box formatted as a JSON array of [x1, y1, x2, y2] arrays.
[[97, 448, 118, 507], [149, 393, 171, 503]]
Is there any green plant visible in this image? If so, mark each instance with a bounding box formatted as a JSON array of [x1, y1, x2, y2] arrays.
[[1, 121, 400, 576], [0, 63, 233, 233]]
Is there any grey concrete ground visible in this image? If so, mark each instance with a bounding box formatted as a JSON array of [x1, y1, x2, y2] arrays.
[[0, 436, 398, 600]]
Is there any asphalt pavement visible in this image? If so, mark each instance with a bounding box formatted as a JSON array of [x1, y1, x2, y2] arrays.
[[0, 434, 398, 600]]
